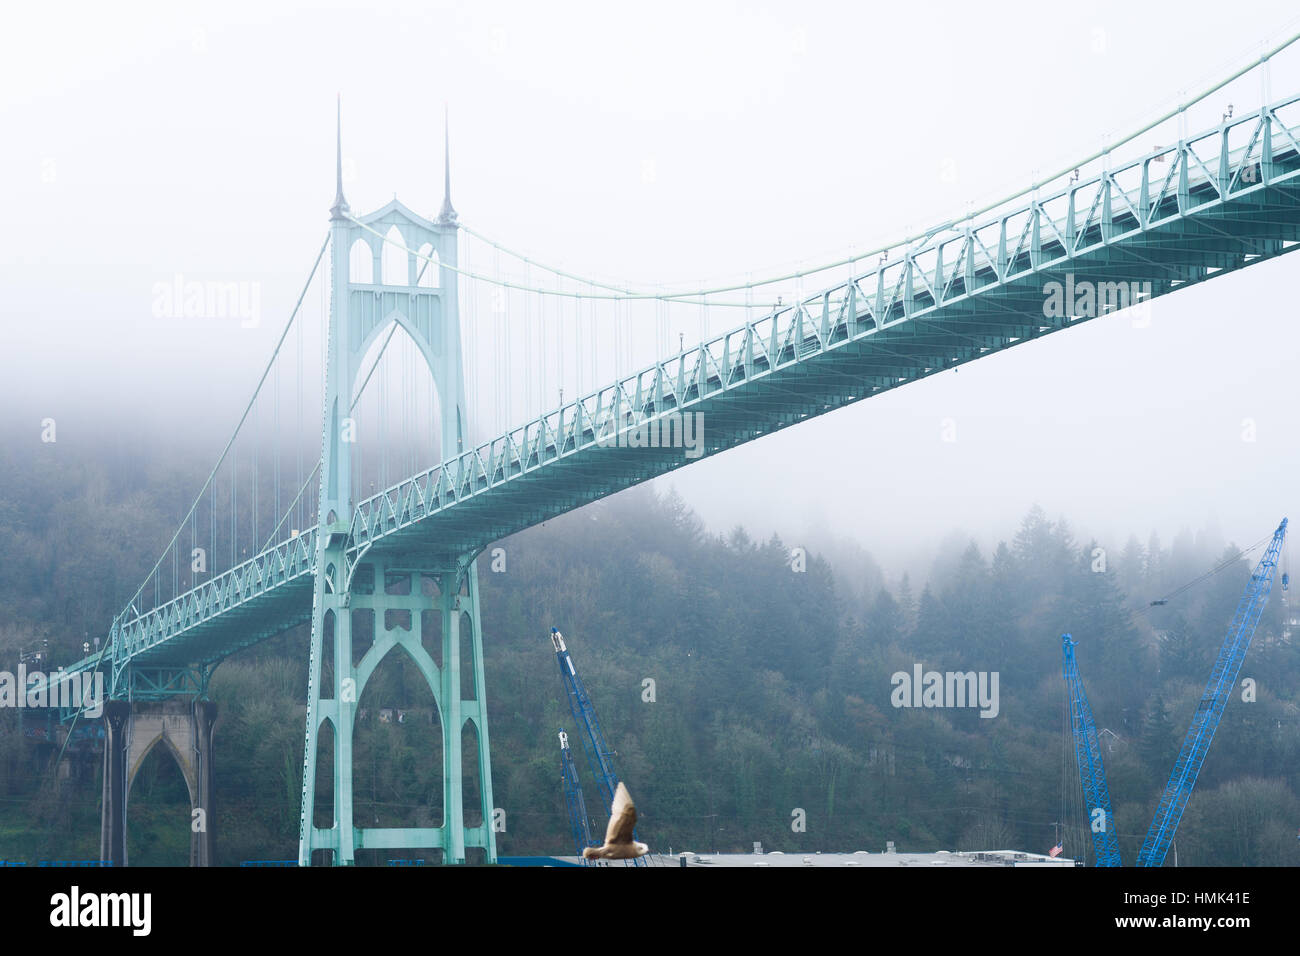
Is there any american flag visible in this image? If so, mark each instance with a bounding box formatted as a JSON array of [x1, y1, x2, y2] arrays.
[[1049, 843, 1063, 858]]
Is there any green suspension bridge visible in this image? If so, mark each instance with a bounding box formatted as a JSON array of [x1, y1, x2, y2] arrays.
[[30, 39, 1300, 866]]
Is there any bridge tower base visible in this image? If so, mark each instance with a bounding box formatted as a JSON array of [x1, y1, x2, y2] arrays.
[[297, 114, 495, 865], [100, 697, 217, 866], [297, 552, 496, 865]]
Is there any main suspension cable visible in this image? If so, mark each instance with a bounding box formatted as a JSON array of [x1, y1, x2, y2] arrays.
[[117, 234, 330, 624]]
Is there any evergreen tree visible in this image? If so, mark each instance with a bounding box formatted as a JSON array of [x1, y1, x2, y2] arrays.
[[896, 572, 916, 633], [1139, 693, 1177, 775], [1, 427, 1297, 865], [1118, 535, 1146, 601]]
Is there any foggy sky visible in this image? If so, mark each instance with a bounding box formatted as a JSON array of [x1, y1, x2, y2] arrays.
[[3, 0, 1299, 579]]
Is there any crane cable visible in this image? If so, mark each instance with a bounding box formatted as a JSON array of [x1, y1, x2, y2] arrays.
[[1130, 531, 1274, 621]]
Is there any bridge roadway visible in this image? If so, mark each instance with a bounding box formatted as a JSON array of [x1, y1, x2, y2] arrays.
[[48, 94, 1300, 699]]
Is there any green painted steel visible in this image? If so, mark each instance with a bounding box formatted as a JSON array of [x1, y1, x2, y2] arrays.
[[296, 116, 495, 865], [72, 91, 1300, 684], [30, 81, 1300, 865]]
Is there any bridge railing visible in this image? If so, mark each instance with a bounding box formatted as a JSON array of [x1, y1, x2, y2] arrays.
[[113, 526, 318, 665], [347, 93, 1300, 557], [105, 88, 1300, 665]]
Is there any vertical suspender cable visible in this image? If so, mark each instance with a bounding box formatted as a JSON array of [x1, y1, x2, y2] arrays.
[[380, 328, 387, 492], [231, 445, 237, 569], [524, 262, 532, 420], [275, 341, 281, 544], [505, 251, 512, 429], [252, 387, 258, 553], [556, 274, 563, 407]]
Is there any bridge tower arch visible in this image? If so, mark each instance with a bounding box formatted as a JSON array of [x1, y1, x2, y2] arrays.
[[101, 698, 217, 867], [298, 105, 495, 865]]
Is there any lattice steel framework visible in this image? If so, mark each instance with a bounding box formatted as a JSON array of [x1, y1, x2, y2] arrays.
[[296, 116, 495, 865], [25, 73, 1300, 868], [37, 91, 1297, 692], [1062, 634, 1121, 867], [1136, 518, 1288, 867]]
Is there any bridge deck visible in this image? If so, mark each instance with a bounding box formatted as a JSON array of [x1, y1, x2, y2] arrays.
[[53, 95, 1300, 694]]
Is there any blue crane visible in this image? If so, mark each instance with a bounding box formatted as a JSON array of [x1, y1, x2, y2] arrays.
[[1062, 633, 1122, 867], [557, 730, 595, 861], [549, 627, 647, 866], [1136, 517, 1288, 867]]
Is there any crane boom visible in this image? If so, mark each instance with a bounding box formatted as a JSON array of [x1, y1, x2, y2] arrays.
[[558, 730, 595, 861], [1136, 517, 1288, 867], [1062, 633, 1122, 867], [549, 627, 647, 866], [551, 628, 620, 810]]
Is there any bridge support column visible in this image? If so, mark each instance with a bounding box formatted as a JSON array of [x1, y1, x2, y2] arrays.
[[443, 583, 465, 863], [448, 559, 496, 864], [432, 556, 497, 863], [99, 695, 217, 867], [297, 148, 494, 864], [100, 700, 129, 866], [192, 700, 217, 867], [297, 553, 496, 865]]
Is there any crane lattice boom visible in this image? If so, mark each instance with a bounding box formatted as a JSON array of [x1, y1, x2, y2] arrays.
[[550, 627, 647, 866], [1136, 518, 1288, 867], [1062, 633, 1122, 867]]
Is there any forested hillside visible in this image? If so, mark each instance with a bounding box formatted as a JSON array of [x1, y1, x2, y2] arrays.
[[1, 434, 1297, 865]]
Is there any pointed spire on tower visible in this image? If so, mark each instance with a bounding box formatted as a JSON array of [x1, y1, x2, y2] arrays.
[[437, 105, 458, 225], [330, 94, 350, 221]]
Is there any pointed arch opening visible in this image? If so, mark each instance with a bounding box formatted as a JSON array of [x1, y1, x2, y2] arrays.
[[461, 719, 483, 829], [460, 610, 476, 701], [421, 604, 443, 670], [312, 718, 336, 830], [349, 320, 445, 496], [125, 735, 193, 866], [382, 225, 408, 286], [319, 609, 335, 695], [349, 238, 374, 284], [353, 643, 444, 831]]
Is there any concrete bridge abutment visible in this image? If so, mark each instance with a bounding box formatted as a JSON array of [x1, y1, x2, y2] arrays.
[[100, 697, 217, 866]]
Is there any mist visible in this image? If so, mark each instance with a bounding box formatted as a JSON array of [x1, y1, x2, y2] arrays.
[[3, 0, 1299, 580]]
